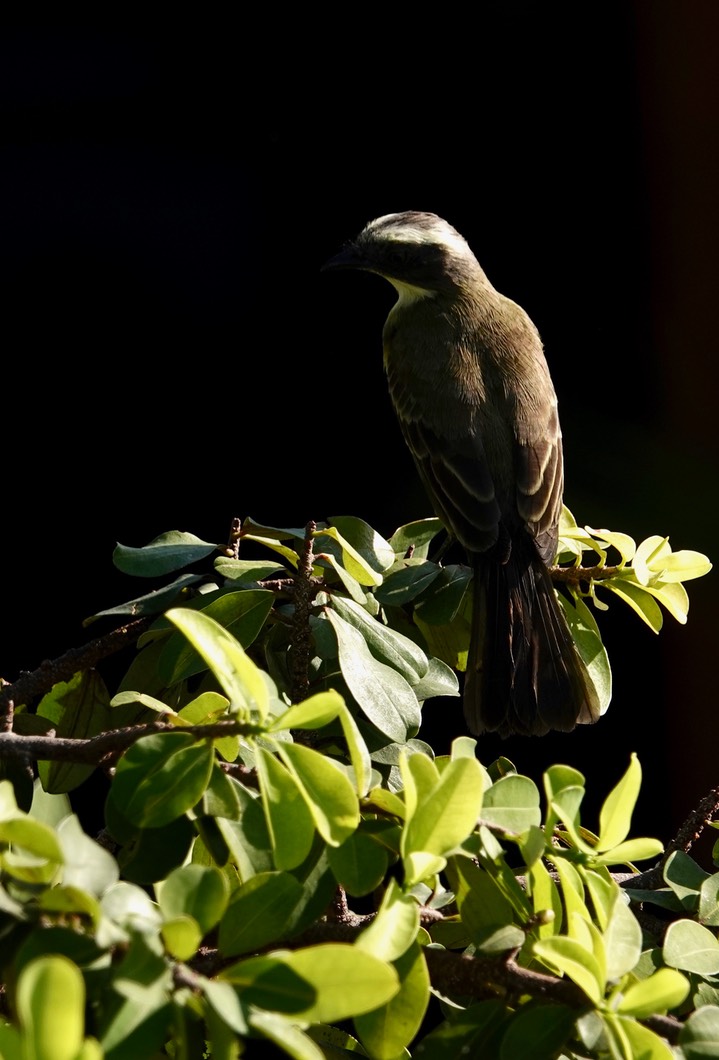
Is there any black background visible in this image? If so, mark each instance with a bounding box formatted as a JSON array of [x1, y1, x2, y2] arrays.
[[2, 7, 717, 841]]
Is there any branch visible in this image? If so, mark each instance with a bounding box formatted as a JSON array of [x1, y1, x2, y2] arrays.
[[0, 617, 153, 717], [550, 563, 622, 587], [288, 520, 316, 704], [0, 719, 261, 766]]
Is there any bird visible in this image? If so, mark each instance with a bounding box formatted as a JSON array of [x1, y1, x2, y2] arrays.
[[323, 210, 600, 737]]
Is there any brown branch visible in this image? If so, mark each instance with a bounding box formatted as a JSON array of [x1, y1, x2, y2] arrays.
[[621, 784, 719, 893], [0, 617, 153, 715], [549, 563, 623, 586], [0, 719, 261, 766], [288, 520, 316, 704]]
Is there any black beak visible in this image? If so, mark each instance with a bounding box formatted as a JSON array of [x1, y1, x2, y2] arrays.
[[321, 243, 364, 272]]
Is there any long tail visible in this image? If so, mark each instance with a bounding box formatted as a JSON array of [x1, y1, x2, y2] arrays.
[[463, 537, 600, 737]]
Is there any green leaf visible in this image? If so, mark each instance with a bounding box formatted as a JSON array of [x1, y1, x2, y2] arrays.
[[280, 945, 400, 1023], [337, 702, 373, 797], [115, 815, 194, 885], [325, 609, 421, 742], [57, 814, 119, 896], [354, 941, 429, 1060], [329, 593, 429, 684], [315, 526, 384, 586], [680, 1005, 719, 1058], [225, 945, 399, 1023], [617, 967, 689, 1018], [84, 572, 203, 625], [559, 593, 612, 715], [249, 1011, 326, 1060], [606, 1013, 676, 1059], [374, 561, 441, 606], [663, 920, 719, 975], [602, 577, 664, 632], [654, 548, 712, 582], [157, 864, 229, 936], [481, 774, 541, 833], [214, 557, 284, 581], [412, 657, 460, 701], [218, 871, 305, 957], [167, 606, 269, 720], [276, 741, 360, 847], [533, 936, 605, 1004], [401, 757, 484, 886], [583, 526, 636, 564], [98, 935, 172, 1056], [160, 914, 202, 961], [159, 590, 274, 683], [0, 813, 63, 863], [603, 891, 642, 979], [665, 850, 709, 910], [16, 956, 87, 1060], [699, 873, 719, 926], [597, 754, 642, 852], [452, 860, 516, 945], [113, 530, 217, 576], [498, 1003, 577, 1060], [413, 1001, 510, 1058], [413, 564, 472, 624], [37, 670, 112, 793], [108, 732, 214, 829], [594, 836, 663, 866], [256, 747, 317, 870], [328, 829, 389, 897], [355, 880, 419, 962], [328, 515, 396, 572], [388, 518, 444, 560], [267, 690, 344, 732]]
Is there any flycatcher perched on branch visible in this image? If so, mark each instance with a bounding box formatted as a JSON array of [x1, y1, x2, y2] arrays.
[[324, 211, 599, 737]]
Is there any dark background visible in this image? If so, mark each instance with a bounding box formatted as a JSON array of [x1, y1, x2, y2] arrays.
[[1, 7, 717, 840]]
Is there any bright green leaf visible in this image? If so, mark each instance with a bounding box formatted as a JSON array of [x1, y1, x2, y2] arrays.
[[354, 941, 429, 1060], [617, 967, 689, 1018], [256, 747, 316, 870], [167, 606, 269, 720], [16, 956, 86, 1060], [277, 741, 360, 847]]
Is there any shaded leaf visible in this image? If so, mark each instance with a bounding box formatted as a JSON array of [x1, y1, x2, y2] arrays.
[[114, 530, 217, 576]]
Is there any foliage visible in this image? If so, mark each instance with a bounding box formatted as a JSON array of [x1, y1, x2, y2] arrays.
[[0, 511, 713, 1058]]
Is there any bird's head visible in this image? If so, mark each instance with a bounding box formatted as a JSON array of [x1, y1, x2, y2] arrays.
[[323, 211, 487, 300]]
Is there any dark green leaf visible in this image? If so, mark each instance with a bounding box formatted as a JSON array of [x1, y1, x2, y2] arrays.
[[218, 871, 305, 956], [83, 573, 203, 625], [499, 1003, 577, 1059], [325, 609, 420, 742], [327, 830, 389, 896], [413, 564, 472, 624], [108, 733, 214, 829], [113, 530, 218, 577], [388, 518, 444, 560], [374, 560, 441, 607]]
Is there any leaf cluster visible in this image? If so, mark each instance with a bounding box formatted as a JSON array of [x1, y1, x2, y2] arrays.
[[0, 510, 713, 1058]]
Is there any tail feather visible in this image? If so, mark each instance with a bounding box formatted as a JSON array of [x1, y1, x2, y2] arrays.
[[464, 538, 600, 737]]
